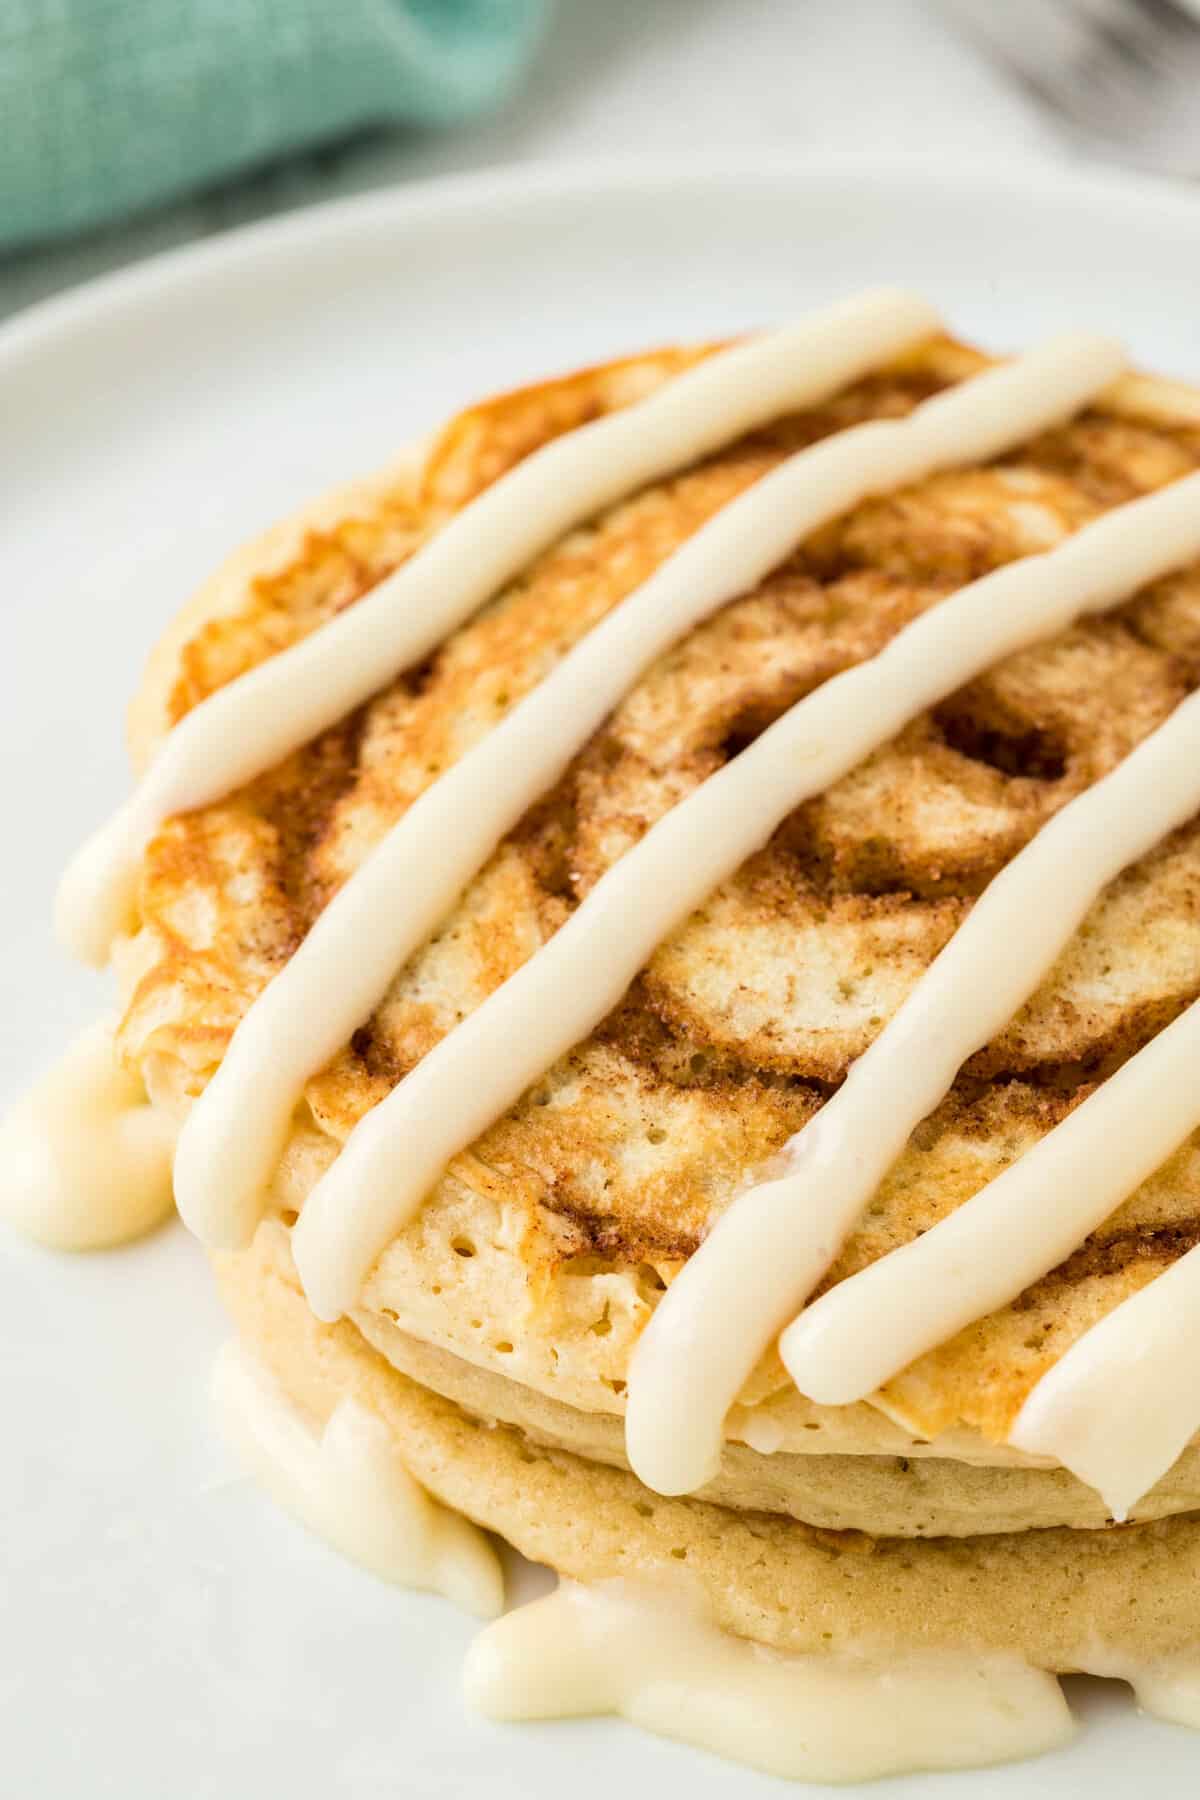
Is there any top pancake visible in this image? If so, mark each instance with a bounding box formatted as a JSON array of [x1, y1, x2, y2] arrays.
[[114, 332, 1200, 1457]]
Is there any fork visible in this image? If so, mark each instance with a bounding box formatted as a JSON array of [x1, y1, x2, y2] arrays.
[[939, 0, 1200, 176]]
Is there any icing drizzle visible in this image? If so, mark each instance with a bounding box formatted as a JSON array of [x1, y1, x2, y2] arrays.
[[41, 292, 1200, 1533], [1010, 1234, 1200, 1520]]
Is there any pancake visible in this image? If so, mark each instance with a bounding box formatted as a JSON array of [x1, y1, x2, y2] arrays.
[[63, 319, 1200, 1759], [114, 336, 1200, 1465]]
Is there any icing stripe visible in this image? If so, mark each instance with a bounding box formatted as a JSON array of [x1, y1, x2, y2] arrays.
[[55, 289, 939, 968], [770, 687, 1200, 1409], [173, 332, 1123, 1252], [290, 471, 1200, 1329], [1010, 1197, 1200, 1521]]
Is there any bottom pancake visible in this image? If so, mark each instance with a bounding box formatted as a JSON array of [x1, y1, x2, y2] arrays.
[[215, 1224, 1200, 1673]]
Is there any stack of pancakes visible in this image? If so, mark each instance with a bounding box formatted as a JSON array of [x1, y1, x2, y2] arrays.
[[113, 335, 1200, 1671]]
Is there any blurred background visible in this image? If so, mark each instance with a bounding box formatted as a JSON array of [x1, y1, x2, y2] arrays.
[[5, 0, 1200, 324]]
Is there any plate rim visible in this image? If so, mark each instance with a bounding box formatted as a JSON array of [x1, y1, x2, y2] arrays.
[[4, 148, 1200, 370]]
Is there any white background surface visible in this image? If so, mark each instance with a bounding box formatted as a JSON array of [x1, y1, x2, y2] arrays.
[[0, 0, 1069, 319], [5, 149, 1200, 1797]]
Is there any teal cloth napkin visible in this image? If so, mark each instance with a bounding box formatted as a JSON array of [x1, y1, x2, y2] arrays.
[[0, 0, 549, 250]]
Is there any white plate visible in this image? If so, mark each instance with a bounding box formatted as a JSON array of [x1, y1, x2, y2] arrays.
[[4, 155, 1200, 1799]]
